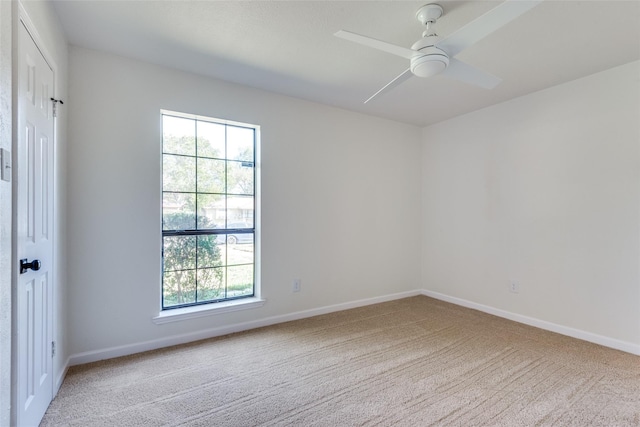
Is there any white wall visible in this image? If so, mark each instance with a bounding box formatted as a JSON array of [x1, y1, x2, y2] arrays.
[[422, 61, 640, 349], [16, 0, 69, 392], [66, 47, 422, 358], [0, 1, 13, 424]]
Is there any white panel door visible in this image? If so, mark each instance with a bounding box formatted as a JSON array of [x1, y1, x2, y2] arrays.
[[15, 21, 55, 427]]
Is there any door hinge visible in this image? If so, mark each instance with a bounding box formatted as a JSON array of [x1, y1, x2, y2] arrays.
[[51, 341, 56, 358], [50, 97, 63, 118]]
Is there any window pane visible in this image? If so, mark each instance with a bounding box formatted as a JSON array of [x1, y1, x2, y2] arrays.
[[163, 236, 196, 271], [197, 235, 223, 268], [162, 112, 257, 311], [163, 154, 195, 192], [227, 238, 253, 265], [197, 121, 225, 159], [226, 196, 254, 226], [197, 194, 225, 229], [227, 126, 254, 161], [197, 267, 225, 302], [163, 116, 196, 156], [163, 269, 196, 307], [163, 193, 196, 230], [226, 221, 251, 230], [227, 161, 253, 195], [197, 157, 225, 193], [227, 265, 254, 297]]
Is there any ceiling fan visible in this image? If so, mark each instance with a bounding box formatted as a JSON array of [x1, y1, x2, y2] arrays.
[[335, 0, 542, 103]]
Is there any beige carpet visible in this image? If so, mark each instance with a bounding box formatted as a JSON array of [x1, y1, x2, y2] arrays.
[[41, 296, 640, 426]]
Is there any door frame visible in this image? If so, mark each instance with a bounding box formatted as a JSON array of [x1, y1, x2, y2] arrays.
[[11, 4, 59, 425]]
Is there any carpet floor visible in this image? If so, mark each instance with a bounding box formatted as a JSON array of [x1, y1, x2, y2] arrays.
[[41, 296, 640, 426]]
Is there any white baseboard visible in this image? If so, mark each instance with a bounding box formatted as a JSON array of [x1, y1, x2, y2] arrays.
[[68, 290, 422, 366], [66, 288, 639, 368], [421, 289, 640, 356]]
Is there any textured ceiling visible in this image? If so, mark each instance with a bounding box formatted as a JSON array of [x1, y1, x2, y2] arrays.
[[52, 1, 640, 127]]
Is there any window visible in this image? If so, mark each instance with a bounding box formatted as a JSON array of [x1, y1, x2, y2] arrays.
[[161, 111, 257, 310]]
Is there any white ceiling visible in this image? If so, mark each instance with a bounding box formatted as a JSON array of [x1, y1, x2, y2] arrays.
[[52, 0, 640, 127]]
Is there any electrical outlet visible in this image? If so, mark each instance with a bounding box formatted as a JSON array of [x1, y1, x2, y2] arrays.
[[292, 279, 301, 292], [509, 281, 520, 293]]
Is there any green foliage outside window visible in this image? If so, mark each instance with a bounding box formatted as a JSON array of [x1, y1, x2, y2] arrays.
[[162, 213, 224, 306]]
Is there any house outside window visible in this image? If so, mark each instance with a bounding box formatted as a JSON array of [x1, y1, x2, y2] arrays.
[[161, 111, 258, 309]]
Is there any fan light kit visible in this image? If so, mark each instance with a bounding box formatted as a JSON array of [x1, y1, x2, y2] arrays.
[[335, 0, 542, 103], [410, 45, 448, 78]]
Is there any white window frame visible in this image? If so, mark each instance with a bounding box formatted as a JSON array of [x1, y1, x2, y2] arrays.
[[154, 110, 264, 323]]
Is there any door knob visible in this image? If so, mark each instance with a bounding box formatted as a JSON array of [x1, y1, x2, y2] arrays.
[[20, 259, 41, 274]]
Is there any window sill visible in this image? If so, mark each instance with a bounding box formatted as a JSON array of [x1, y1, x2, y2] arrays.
[[152, 297, 266, 325]]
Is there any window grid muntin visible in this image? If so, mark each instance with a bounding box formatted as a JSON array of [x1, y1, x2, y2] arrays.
[[162, 112, 256, 310]]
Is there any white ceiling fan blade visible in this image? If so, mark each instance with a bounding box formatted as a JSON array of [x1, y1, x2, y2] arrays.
[[365, 68, 413, 104], [442, 58, 502, 89], [335, 30, 416, 60], [436, 0, 542, 58]]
